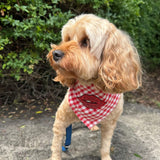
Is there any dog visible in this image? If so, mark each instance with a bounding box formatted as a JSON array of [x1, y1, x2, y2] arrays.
[[47, 14, 142, 160]]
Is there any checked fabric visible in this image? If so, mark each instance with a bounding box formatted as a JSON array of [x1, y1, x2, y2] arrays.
[[68, 82, 121, 129]]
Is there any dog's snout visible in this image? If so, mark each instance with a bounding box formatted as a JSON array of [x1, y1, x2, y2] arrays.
[[52, 50, 64, 62]]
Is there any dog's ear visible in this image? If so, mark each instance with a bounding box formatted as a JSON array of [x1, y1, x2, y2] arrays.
[[98, 24, 142, 93]]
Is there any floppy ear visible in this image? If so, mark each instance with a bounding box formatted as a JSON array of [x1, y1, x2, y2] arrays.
[[98, 24, 142, 93]]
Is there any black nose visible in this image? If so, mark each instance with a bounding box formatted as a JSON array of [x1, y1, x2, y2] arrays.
[[52, 50, 64, 61]]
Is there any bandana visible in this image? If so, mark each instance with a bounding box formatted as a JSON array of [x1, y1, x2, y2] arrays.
[[68, 82, 121, 129]]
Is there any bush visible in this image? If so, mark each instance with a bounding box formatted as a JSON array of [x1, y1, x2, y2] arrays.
[[0, 0, 159, 104], [0, 0, 74, 80], [112, 0, 160, 70], [91, 0, 160, 70], [1, 0, 159, 80]]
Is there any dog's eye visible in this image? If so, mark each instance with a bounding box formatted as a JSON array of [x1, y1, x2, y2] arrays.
[[81, 38, 89, 48], [64, 36, 70, 42], [67, 36, 70, 41]]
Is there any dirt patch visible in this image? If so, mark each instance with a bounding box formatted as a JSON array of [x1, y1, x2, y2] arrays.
[[125, 70, 160, 108]]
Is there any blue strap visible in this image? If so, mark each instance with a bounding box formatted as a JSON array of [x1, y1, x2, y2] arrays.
[[62, 124, 72, 152]]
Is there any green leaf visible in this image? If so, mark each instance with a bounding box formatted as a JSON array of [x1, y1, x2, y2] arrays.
[[2, 64, 6, 69], [6, 5, 11, 10], [36, 111, 43, 114], [20, 125, 26, 129], [134, 153, 142, 159], [0, 55, 3, 59]]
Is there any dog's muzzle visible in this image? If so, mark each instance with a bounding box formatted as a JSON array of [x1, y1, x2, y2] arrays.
[[52, 50, 64, 62]]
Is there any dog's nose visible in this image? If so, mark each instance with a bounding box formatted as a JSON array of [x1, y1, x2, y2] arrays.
[[52, 50, 64, 61]]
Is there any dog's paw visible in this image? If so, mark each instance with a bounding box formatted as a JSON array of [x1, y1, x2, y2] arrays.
[[45, 158, 52, 160], [101, 154, 112, 160], [50, 158, 61, 160], [50, 155, 61, 160], [102, 156, 112, 160], [90, 125, 99, 131]]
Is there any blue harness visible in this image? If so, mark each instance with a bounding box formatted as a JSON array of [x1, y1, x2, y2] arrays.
[[62, 124, 72, 152]]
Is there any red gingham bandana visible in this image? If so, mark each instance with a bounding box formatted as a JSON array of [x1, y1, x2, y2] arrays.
[[68, 82, 121, 129]]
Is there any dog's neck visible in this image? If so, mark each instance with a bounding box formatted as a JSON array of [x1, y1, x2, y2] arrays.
[[76, 78, 112, 94]]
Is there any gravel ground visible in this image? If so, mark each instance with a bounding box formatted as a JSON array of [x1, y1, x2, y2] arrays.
[[0, 102, 160, 160]]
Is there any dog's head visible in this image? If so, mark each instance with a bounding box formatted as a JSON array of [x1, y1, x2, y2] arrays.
[[47, 14, 142, 93]]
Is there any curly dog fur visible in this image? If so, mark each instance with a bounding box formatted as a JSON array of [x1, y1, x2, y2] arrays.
[[47, 14, 142, 160]]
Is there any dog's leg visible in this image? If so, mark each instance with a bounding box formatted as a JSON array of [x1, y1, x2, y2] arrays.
[[100, 95, 123, 160], [100, 119, 118, 160], [51, 115, 66, 160], [51, 93, 78, 160]]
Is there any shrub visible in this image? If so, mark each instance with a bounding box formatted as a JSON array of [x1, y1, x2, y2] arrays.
[[0, 0, 74, 80], [90, 0, 160, 70], [0, 0, 159, 105]]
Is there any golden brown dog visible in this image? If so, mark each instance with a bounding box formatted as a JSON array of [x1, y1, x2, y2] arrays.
[[47, 14, 142, 160]]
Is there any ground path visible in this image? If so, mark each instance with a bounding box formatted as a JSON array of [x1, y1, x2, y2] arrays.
[[0, 103, 160, 160]]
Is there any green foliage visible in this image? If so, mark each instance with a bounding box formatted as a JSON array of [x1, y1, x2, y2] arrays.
[[0, 0, 160, 81], [0, 0, 74, 80], [108, 0, 160, 70], [88, 0, 160, 70], [2, 51, 40, 80]]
